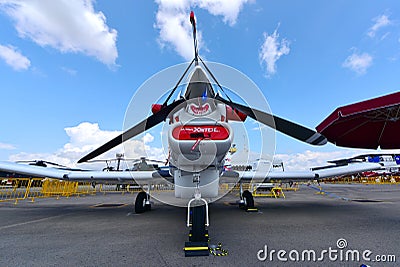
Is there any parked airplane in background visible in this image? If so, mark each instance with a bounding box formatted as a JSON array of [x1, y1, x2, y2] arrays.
[[318, 153, 400, 177], [0, 12, 394, 255]]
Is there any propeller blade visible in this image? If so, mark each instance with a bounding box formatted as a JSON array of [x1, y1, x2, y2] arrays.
[[43, 161, 69, 168], [190, 11, 198, 64], [78, 99, 185, 163], [17, 160, 68, 168], [216, 96, 327, 146]]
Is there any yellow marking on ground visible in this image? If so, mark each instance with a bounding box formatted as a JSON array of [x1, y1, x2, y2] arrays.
[[184, 247, 209, 251]]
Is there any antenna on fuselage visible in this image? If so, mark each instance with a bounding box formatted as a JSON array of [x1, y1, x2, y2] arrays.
[[190, 11, 199, 66]]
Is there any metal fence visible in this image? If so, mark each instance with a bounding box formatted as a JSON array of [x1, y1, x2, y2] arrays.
[[0, 178, 96, 204]]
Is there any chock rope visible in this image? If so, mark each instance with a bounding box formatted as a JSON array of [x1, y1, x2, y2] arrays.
[[209, 242, 228, 256]]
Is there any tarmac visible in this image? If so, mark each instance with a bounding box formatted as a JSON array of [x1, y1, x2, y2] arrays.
[[0, 183, 399, 267]]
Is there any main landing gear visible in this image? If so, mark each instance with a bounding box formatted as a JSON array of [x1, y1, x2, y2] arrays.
[[238, 182, 258, 212], [135, 191, 151, 213]]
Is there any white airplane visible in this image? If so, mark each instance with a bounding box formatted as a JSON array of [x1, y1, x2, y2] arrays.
[[0, 12, 393, 256]]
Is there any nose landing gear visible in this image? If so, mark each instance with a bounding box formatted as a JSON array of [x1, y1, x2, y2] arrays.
[[184, 174, 210, 257]]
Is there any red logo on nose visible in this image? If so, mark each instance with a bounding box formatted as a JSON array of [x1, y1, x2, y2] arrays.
[[172, 125, 229, 140]]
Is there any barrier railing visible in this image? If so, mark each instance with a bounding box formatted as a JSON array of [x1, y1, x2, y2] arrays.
[[0, 178, 43, 204], [324, 176, 400, 184], [251, 184, 286, 198], [0, 178, 96, 203], [98, 184, 141, 195], [1, 178, 175, 204], [3, 175, 396, 204]]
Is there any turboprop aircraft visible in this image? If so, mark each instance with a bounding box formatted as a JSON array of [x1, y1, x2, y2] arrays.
[[0, 12, 393, 256]]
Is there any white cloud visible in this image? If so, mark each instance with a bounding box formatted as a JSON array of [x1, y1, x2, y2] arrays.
[[367, 14, 391, 38], [0, 44, 30, 70], [9, 122, 165, 169], [155, 2, 195, 60], [342, 51, 373, 75], [154, 0, 251, 60], [0, 142, 16, 150], [196, 0, 252, 26], [0, 0, 118, 66], [275, 148, 400, 171], [259, 25, 290, 77], [61, 66, 77, 76], [275, 150, 345, 171]]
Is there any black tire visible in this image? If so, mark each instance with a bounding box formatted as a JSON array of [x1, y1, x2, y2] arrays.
[[242, 190, 254, 208], [135, 191, 147, 213], [191, 204, 207, 242]]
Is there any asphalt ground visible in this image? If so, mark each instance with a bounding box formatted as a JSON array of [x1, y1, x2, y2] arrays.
[[0, 183, 399, 267]]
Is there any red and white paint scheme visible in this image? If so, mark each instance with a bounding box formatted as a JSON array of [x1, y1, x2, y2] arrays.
[[167, 66, 234, 198]]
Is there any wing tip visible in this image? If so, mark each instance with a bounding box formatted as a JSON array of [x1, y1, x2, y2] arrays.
[[77, 157, 88, 164], [307, 133, 328, 146]]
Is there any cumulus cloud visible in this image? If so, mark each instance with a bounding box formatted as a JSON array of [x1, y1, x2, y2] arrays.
[[275, 148, 400, 172], [155, 2, 195, 60], [342, 51, 373, 75], [154, 0, 251, 60], [275, 150, 361, 171], [367, 14, 391, 38], [0, 44, 30, 70], [259, 25, 290, 77], [196, 0, 252, 26], [9, 122, 165, 169], [0, 142, 16, 150], [0, 0, 118, 66]]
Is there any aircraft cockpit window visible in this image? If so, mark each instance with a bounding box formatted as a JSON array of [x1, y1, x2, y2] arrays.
[[184, 82, 215, 100]]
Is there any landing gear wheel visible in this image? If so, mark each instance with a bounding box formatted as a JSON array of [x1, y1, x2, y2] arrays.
[[242, 190, 254, 209], [191, 204, 207, 242], [135, 191, 148, 214], [185, 200, 209, 257]]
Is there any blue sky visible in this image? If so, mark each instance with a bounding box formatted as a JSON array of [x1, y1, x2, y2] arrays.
[[0, 0, 399, 170]]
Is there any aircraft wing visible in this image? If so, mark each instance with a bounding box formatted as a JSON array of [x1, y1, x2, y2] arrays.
[[0, 160, 392, 184], [312, 162, 385, 179], [0, 161, 155, 183], [223, 162, 385, 182]]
